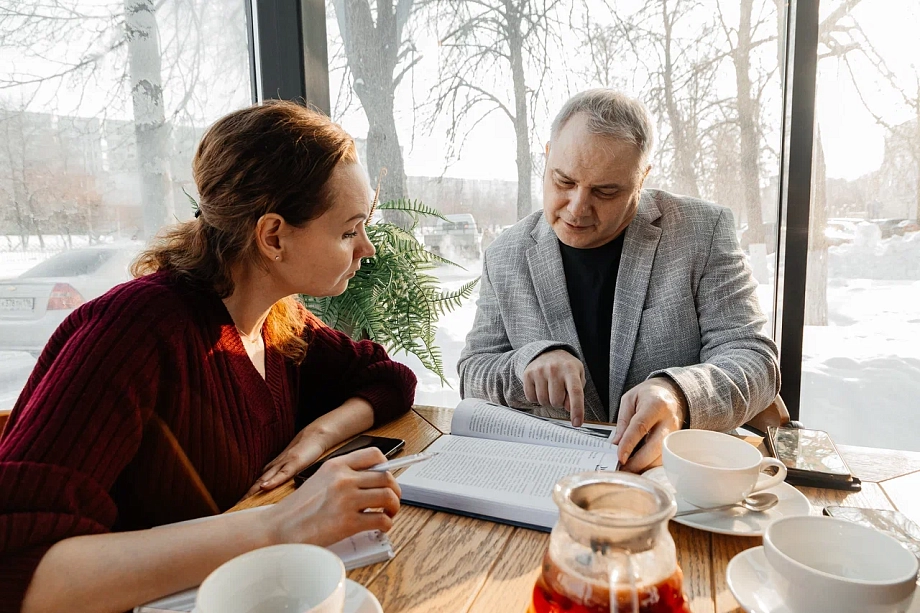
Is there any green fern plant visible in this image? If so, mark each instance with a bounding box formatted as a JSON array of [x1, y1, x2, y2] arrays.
[[301, 199, 480, 383]]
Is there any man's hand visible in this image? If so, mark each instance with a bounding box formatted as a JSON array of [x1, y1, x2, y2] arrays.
[[612, 377, 689, 473], [522, 349, 586, 426]]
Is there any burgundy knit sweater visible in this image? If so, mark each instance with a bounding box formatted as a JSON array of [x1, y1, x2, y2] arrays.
[[0, 271, 416, 611]]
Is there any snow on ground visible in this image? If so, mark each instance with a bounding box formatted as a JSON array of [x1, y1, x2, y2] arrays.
[[800, 279, 920, 451], [1, 231, 918, 452]]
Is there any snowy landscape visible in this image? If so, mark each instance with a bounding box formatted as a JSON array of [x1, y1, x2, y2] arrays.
[[2, 228, 919, 452]]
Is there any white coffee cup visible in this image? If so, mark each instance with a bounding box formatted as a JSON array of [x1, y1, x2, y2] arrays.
[[196, 544, 346, 613], [662, 429, 787, 507], [764, 516, 918, 612]]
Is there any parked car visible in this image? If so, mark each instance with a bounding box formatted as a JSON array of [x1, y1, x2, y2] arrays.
[[824, 220, 858, 246], [872, 218, 905, 239], [0, 243, 141, 356], [423, 213, 482, 260], [892, 219, 920, 237]]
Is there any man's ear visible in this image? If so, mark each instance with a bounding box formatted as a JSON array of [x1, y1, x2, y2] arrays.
[[545, 141, 550, 157]]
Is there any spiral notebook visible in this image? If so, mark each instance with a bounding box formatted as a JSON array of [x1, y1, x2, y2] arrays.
[[134, 507, 393, 612]]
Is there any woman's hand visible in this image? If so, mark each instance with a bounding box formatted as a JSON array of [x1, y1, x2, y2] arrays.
[[247, 397, 376, 496], [267, 448, 401, 547], [247, 429, 326, 496]]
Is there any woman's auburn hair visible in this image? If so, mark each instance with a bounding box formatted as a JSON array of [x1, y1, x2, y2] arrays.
[[132, 100, 359, 364]]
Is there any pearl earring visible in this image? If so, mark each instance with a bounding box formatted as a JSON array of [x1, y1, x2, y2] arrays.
[[275, 255, 280, 261]]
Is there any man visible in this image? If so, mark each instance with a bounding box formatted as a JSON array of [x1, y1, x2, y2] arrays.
[[458, 89, 779, 472]]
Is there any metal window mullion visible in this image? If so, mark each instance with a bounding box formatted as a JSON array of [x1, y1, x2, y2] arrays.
[[301, 0, 331, 115], [246, 0, 330, 112], [774, 0, 820, 421], [250, 0, 307, 102], [244, 0, 259, 103]]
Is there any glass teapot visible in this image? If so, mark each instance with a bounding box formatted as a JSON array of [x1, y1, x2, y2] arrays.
[[529, 471, 691, 613]]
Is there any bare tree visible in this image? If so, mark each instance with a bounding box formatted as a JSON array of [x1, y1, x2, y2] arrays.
[[843, 51, 920, 222], [581, 22, 629, 90], [428, 0, 564, 220], [596, 0, 723, 199], [804, 0, 870, 325], [717, 0, 779, 247], [0, 0, 249, 238], [331, 0, 419, 204], [124, 0, 173, 237], [0, 105, 56, 248], [0, 105, 104, 248]]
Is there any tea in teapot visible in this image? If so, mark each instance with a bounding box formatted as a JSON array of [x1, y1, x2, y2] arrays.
[[529, 472, 690, 613]]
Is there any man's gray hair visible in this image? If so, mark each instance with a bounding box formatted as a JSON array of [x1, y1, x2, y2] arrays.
[[550, 89, 654, 164]]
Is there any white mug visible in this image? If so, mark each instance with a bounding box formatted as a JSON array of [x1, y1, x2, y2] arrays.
[[764, 516, 918, 612], [662, 429, 787, 507], [196, 544, 346, 613]]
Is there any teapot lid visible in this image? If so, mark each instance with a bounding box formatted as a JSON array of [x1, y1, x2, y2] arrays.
[[553, 471, 677, 553]]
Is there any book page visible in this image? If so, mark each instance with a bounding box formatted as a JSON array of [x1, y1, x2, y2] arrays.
[[398, 435, 619, 529], [451, 398, 618, 454]]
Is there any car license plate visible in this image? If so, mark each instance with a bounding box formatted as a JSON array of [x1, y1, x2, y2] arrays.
[[0, 297, 34, 311]]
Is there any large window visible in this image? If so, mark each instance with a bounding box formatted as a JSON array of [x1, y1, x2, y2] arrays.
[[0, 0, 253, 410], [801, 0, 920, 450], [325, 0, 783, 407]]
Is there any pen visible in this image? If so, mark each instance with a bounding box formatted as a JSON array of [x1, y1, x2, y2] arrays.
[[367, 451, 438, 472]]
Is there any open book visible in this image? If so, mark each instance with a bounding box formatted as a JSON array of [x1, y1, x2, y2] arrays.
[[397, 398, 620, 532], [134, 507, 393, 612]]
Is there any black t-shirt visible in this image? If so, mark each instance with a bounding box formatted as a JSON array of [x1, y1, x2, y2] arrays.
[[558, 234, 626, 411]]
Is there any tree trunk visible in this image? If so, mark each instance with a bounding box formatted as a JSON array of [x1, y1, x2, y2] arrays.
[[4, 115, 31, 249], [363, 93, 407, 204], [661, 0, 699, 198], [508, 10, 532, 220], [124, 0, 174, 239], [805, 128, 828, 326], [735, 0, 765, 246], [364, 96, 410, 227], [775, 0, 786, 80], [334, 0, 409, 226]]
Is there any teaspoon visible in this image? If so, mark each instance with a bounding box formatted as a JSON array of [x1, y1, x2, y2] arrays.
[[673, 492, 779, 517]]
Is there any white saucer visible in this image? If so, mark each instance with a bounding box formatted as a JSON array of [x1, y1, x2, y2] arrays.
[[643, 466, 812, 536], [345, 578, 384, 613], [726, 546, 920, 613], [726, 546, 792, 612], [188, 579, 381, 613]]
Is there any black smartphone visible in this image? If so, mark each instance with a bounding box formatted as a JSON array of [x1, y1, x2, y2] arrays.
[[823, 506, 920, 560], [765, 426, 860, 490], [293, 435, 405, 486]]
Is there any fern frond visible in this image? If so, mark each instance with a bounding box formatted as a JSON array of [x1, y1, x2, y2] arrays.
[[300, 198, 478, 384], [430, 277, 481, 317], [377, 199, 449, 221]]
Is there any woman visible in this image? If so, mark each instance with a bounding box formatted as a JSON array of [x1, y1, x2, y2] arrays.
[[0, 101, 416, 613]]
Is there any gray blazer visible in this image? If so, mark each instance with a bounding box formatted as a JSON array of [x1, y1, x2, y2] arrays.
[[458, 189, 780, 431]]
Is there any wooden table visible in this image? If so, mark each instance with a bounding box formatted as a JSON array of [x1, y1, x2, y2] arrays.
[[230, 406, 920, 613]]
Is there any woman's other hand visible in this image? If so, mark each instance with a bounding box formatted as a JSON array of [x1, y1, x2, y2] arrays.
[[267, 447, 401, 547], [249, 397, 377, 496], [247, 429, 326, 496]]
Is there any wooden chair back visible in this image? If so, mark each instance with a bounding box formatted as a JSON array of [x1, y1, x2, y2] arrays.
[[743, 394, 790, 437]]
